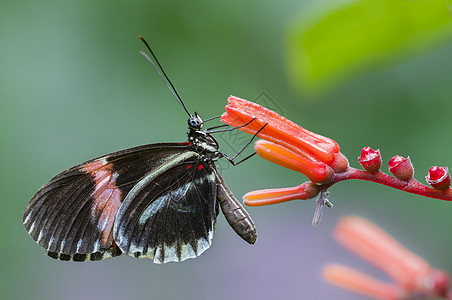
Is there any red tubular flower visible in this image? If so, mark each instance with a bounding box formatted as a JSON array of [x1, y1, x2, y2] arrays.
[[221, 96, 346, 170], [323, 216, 451, 299], [254, 140, 334, 184], [426, 166, 451, 191]]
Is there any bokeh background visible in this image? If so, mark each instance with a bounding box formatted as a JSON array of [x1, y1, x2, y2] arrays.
[[2, 0, 452, 299]]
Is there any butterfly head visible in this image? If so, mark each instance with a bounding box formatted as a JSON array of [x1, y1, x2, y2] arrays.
[[187, 112, 203, 131]]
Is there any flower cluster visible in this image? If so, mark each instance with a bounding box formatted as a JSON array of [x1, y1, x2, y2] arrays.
[[221, 96, 452, 222], [221, 96, 452, 298], [323, 216, 451, 299]]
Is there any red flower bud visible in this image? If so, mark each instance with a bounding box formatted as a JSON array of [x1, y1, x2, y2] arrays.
[[358, 147, 381, 173], [426, 166, 451, 191], [388, 155, 414, 180]]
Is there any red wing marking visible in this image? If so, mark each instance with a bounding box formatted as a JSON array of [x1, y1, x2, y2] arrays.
[[197, 164, 204, 171], [82, 160, 105, 173], [82, 159, 122, 248]]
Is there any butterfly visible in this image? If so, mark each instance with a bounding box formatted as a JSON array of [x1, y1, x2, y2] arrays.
[[23, 36, 259, 264]]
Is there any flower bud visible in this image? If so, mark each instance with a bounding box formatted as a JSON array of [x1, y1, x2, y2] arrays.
[[426, 166, 450, 191], [358, 147, 381, 173], [388, 155, 414, 180]]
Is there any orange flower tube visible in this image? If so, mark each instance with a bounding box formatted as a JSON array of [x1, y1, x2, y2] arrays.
[[221, 96, 340, 165], [334, 216, 431, 291], [254, 140, 334, 184], [243, 182, 320, 206], [324, 216, 450, 299], [323, 264, 403, 300]]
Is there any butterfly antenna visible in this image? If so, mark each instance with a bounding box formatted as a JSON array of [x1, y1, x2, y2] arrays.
[[139, 35, 192, 118]]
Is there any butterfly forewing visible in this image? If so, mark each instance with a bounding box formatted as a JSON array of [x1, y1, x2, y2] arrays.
[[113, 151, 219, 264], [23, 143, 192, 261]]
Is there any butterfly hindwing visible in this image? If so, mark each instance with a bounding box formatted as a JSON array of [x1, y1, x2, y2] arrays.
[[113, 151, 219, 264], [23, 143, 192, 261]]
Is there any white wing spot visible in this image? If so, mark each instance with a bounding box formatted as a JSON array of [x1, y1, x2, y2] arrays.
[[28, 221, 36, 233], [59, 239, 66, 253], [76, 239, 83, 253], [24, 210, 32, 225], [37, 230, 44, 243]]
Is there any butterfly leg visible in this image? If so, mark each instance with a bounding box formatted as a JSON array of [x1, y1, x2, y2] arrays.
[[220, 123, 268, 166]]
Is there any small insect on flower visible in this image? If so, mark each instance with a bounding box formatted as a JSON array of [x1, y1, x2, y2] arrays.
[[23, 37, 261, 264]]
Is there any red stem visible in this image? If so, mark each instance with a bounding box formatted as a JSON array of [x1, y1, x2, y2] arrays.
[[321, 168, 452, 201]]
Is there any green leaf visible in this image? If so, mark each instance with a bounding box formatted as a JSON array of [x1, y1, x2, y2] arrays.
[[286, 0, 452, 94]]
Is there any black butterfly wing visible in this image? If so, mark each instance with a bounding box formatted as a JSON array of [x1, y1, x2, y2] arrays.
[[113, 151, 219, 264], [23, 143, 192, 261]]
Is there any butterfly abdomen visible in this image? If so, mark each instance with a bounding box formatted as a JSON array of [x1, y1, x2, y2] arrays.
[[213, 168, 257, 244]]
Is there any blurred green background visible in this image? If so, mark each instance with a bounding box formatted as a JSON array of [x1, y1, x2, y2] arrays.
[[2, 0, 452, 299]]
